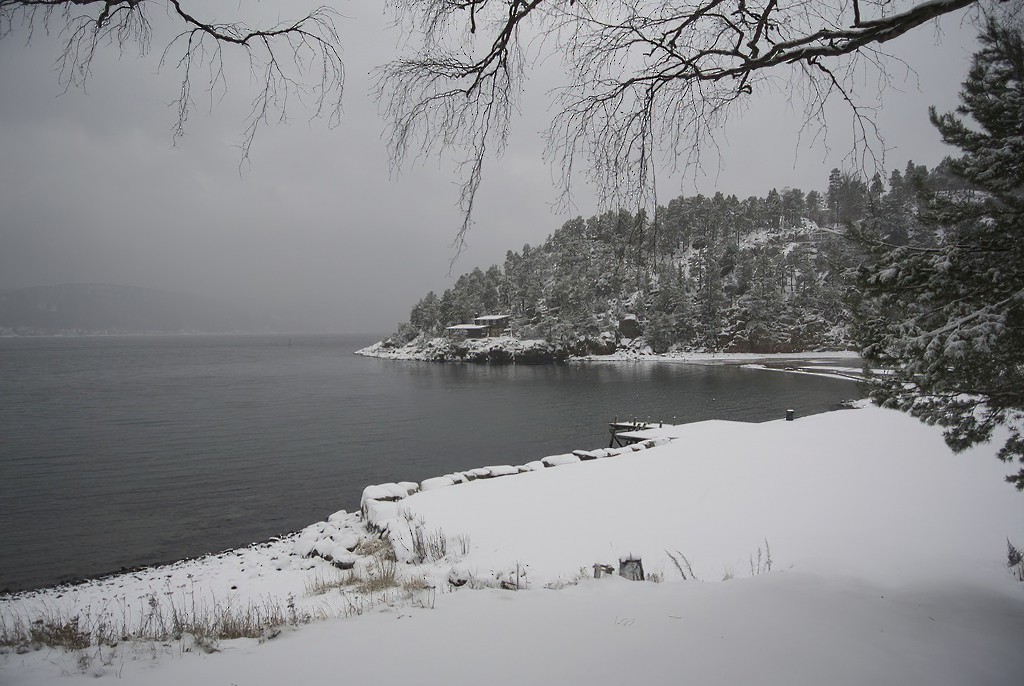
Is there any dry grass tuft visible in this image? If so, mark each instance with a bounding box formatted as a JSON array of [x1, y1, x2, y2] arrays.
[[305, 570, 357, 596], [354, 536, 392, 558], [749, 539, 773, 576], [0, 586, 317, 653], [666, 550, 701, 581]]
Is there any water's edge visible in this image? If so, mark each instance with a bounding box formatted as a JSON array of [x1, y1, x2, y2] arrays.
[[0, 335, 863, 593]]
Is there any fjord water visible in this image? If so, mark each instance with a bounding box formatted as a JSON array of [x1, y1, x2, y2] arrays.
[[0, 334, 861, 592]]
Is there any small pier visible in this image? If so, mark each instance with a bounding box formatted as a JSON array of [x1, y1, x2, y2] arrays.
[[609, 419, 663, 447]]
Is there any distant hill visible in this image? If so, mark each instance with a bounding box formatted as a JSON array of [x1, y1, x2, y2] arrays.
[[384, 160, 963, 356], [0, 284, 283, 335]]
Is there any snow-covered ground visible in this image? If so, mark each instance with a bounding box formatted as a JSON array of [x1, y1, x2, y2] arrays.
[[355, 335, 558, 362], [580, 349, 861, 364], [3, 403, 1023, 684], [740, 361, 866, 381]]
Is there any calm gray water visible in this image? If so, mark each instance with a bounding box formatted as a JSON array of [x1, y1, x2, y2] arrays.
[[0, 334, 861, 592]]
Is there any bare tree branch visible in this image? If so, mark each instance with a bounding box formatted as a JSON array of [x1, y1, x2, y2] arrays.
[[0, 1, 345, 165], [381, 0, 1018, 246]]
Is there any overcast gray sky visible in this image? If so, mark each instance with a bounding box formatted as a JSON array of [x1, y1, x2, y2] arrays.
[[0, 1, 982, 333]]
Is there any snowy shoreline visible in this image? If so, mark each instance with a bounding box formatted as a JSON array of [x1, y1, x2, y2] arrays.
[[2, 350, 861, 597], [3, 402, 1023, 685], [357, 335, 861, 366], [358, 336, 868, 383]]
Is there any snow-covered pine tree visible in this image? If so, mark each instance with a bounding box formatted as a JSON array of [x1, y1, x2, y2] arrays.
[[857, 20, 1024, 489]]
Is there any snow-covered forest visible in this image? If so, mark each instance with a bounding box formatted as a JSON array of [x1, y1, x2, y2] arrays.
[[386, 161, 971, 355]]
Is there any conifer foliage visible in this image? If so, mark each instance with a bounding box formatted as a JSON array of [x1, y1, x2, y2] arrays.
[[391, 162, 962, 359], [394, 196, 861, 356], [857, 21, 1024, 489]]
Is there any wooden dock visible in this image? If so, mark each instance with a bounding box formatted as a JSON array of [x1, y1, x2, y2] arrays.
[[608, 419, 662, 447]]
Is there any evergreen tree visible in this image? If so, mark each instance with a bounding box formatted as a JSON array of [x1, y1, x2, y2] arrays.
[[827, 169, 869, 225], [409, 291, 440, 333], [390, 143, 904, 357], [805, 190, 826, 227], [868, 173, 885, 210], [888, 168, 906, 200], [857, 21, 1024, 489], [765, 189, 783, 232], [827, 168, 844, 225], [732, 245, 787, 352], [781, 188, 806, 230]]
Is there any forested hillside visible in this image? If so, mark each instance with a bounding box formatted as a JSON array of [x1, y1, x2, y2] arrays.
[[384, 161, 967, 356]]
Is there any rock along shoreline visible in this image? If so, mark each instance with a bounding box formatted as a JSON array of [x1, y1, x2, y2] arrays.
[[355, 334, 861, 366]]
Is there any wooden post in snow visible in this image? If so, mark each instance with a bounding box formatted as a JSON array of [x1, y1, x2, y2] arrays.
[[619, 556, 645, 581]]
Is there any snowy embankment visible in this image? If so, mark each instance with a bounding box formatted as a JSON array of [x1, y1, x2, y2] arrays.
[[3, 404, 1024, 685], [356, 335, 560, 363], [357, 334, 861, 369]]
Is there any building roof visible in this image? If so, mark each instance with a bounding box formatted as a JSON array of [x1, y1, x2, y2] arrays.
[[446, 324, 488, 331], [474, 314, 510, 322]]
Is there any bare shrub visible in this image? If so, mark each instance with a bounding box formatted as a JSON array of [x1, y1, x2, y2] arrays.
[[354, 536, 392, 558], [499, 562, 528, 590], [1, 588, 314, 652], [412, 527, 447, 563], [28, 616, 91, 650], [402, 575, 437, 609], [544, 567, 590, 590], [1, 609, 108, 651], [358, 545, 399, 594], [341, 594, 368, 618], [305, 570, 355, 596], [400, 510, 452, 564], [750, 539, 773, 576], [666, 550, 701, 582], [398, 510, 466, 564], [402, 575, 433, 593], [448, 568, 498, 590]]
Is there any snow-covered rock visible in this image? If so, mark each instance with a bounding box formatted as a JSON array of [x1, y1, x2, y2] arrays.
[[359, 482, 419, 508], [356, 336, 560, 364], [421, 476, 456, 491], [292, 514, 364, 568], [482, 465, 518, 478], [542, 453, 581, 467]]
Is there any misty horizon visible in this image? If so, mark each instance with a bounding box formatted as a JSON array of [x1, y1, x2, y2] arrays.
[[0, 1, 981, 334]]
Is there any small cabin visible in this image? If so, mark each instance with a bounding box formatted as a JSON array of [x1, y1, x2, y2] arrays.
[[446, 323, 489, 339], [473, 314, 511, 337]]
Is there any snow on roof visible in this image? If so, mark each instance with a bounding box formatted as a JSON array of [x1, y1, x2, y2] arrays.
[[474, 314, 510, 322], [446, 324, 488, 330]]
